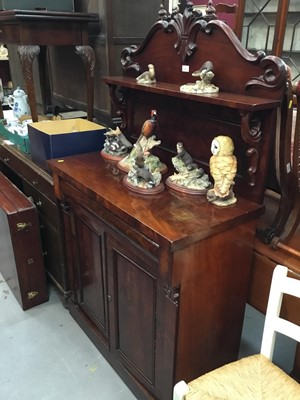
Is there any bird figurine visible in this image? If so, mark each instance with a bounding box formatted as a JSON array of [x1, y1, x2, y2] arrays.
[[206, 135, 237, 206], [192, 61, 214, 79], [136, 109, 158, 143], [175, 142, 198, 171], [133, 140, 156, 183], [180, 60, 218, 94], [136, 64, 156, 84]]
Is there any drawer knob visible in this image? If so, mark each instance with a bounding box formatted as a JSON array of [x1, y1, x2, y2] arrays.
[[4, 157, 10, 163], [36, 200, 42, 207], [32, 179, 39, 185]]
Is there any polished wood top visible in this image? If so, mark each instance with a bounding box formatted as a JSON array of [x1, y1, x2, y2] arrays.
[[0, 9, 99, 45], [49, 152, 263, 251], [0, 9, 99, 23], [103, 76, 282, 112]]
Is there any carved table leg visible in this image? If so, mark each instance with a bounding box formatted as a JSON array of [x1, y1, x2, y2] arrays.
[[17, 45, 40, 122], [38, 45, 53, 115], [75, 45, 95, 122]]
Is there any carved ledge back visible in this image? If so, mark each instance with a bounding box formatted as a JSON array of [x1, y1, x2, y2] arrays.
[[105, 3, 288, 204]]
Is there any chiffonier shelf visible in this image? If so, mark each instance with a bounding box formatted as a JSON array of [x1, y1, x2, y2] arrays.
[[49, 4, 289, 400], [102, 76, 282, 111]]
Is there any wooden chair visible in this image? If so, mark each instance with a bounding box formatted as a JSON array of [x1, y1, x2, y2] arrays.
[[173, 264, 300, 400], [256, 78, 300, 253], [215, 3, 238, 30], [194, 1, 243, 39]]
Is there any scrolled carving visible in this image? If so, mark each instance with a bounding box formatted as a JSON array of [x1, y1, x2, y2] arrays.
[[240, 111, 262, 145], [240, 111, 262, 187], [17, 45, 40, 82], [75, 45, 95, 78], [121, 45, 141, 72], [245, 55, 288, 92]]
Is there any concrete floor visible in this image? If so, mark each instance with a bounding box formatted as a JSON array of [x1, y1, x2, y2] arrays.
[[0, 199, 297, 400], [0, 273, 297, 400], [0, 278, 137, 400]]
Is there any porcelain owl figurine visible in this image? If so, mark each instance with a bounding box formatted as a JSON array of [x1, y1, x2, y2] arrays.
[[206, 135, 237, 206]]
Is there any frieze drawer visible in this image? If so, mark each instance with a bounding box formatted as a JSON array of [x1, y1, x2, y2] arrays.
[[23, 179, 60, 230], [0, 146, 24, 176], [20, 161, 55, 202]]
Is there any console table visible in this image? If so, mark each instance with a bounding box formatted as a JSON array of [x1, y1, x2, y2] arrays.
[[0, 9, 99, 121]]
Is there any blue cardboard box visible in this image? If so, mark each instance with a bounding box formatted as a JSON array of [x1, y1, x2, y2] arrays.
[[28, 119, 106, 170]]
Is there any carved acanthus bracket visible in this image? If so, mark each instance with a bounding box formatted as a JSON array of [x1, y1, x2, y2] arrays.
[[75, 45, 96, 79], [245, 55, 288, 92], [17, 45, 40, 82], [240, 111, 262, 187], [164, 285, 180, 306], [107, 84, 128, 131]]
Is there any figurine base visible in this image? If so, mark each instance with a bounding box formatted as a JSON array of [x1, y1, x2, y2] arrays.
[[206, 189, 237, 207], [118, 159, 168, 175], [123, 176, 164, 195], [101, 150, 127, 162], [209, 197, 237, 207], [166, 177, 209, 195], [180, 82, 219, 94]]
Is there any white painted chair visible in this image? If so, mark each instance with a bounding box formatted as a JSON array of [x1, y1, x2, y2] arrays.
[[173, 264, 300, 400]]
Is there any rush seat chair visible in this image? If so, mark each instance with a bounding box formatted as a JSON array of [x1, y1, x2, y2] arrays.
[[173, 264, 300, 400]]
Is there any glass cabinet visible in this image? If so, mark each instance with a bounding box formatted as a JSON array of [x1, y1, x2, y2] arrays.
[[241, 0, 300, 81]]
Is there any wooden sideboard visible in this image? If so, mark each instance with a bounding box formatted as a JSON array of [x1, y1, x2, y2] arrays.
[[0, 137, 69, 300], [48, 5, 289, 399], [49, 153, 263, 400]]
